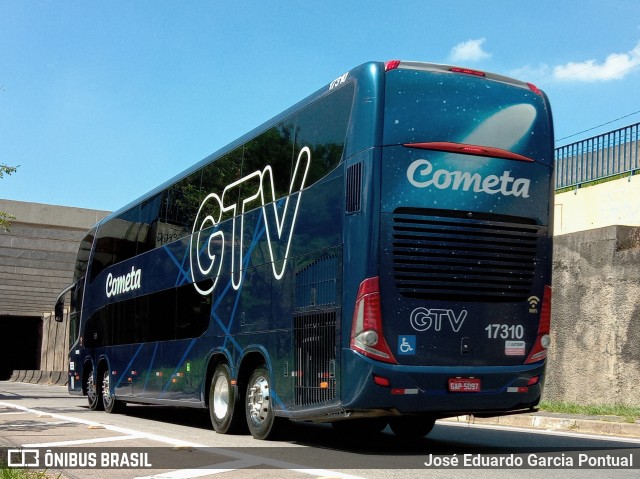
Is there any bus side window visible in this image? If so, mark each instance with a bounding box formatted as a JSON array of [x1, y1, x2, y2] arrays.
[[201, 147, 243, 222], [157, 170, 203, 247], [138, 193, 162, 252], [74, 230, 94, 286], [294, 82, 354, 186], [175, 284, 211, 339], [146, 289, 176, 342], [242, 122, 295, 205], [90, 206, 141, 281]]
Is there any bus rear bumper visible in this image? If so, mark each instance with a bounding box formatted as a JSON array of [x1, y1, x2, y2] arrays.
[[341, 349, 545, 417]]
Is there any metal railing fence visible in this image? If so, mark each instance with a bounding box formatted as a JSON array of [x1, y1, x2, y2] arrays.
[[555, 122, 640, 190]]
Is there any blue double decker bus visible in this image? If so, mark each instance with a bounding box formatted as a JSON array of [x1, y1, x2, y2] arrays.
[[56, 60, 554, 440]]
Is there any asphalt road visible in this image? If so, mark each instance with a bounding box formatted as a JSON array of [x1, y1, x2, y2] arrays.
[[1, 381, 639, 479]]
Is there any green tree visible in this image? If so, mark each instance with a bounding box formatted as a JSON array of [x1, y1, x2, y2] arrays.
[[0, 163, 18, 231]]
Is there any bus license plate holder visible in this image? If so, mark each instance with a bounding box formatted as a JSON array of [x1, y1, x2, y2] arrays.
[[448, 377, 481, 393]]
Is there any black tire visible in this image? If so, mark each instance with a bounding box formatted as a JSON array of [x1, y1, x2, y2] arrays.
[[389, 416, 436, 439], [102, 368, 125, 414], [245, 366, 279, 440], [209, 363, 245, 434], [331, 417, 388, 436], [86, 367, 103, 411]]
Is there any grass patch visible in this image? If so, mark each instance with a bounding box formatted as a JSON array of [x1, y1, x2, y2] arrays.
[[540, 400, 640, 423], [0, 461, 61, 479]]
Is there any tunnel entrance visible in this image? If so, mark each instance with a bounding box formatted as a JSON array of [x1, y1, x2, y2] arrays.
[[0, 315, 42, 380]]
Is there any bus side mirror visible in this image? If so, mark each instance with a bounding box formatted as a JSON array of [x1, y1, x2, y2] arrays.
[[55, 296, 65, 322], [55, 283, 75, 322]]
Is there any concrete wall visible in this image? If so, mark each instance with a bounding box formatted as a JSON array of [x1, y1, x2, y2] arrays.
[[0, 199, 109, 316], [0, 199, 109, 379], [546, 225, 640, 405], [554, 175, 640, 235], [40, 311, 70, 373]]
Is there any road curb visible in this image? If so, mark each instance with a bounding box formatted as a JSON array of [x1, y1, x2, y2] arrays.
[[445, 413, 640, 437], [50, 370, 64, 385], [7, 370, 68, 386]]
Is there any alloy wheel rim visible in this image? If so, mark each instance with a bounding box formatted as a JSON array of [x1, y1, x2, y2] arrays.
[[102, 371, 112, 407], [87, 372, 97, 404], [247, 375, 270, 426], [213, 375, 229, 420]]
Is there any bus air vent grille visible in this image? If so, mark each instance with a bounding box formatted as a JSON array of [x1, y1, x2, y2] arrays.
[[391, 208, 543, 302], [346, 162, 363, 214], [294, 311, 337, 406], [294, 254, 339, 310]]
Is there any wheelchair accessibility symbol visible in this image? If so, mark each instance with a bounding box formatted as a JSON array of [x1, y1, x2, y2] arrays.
[[398, 335, 416, 355]]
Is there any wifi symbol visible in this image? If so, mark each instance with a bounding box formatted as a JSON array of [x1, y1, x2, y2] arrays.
[[528, 296, 540, 312]]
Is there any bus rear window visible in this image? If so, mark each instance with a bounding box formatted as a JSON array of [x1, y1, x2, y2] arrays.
[[383, 68, 553, 165]]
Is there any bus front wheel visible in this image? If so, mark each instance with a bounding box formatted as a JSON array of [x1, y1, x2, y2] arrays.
[[245, 366, 278, 440], [209, 363, 244, 434]]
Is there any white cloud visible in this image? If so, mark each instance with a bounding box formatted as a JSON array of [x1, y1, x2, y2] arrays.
[[508, 64, 551, 82], [552, 40, 640, 82], [449, 38, 491, 63]]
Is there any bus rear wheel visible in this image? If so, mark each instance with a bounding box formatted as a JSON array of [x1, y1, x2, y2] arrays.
[[209, 363, 244, 434], [102, 369, 124, 414], [389, 416, 436, 439], [245, 366, 279, 440], [86, 368, 103, 411]]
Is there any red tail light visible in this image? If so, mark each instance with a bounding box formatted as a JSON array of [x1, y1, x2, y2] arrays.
[[525, 285, 552, 364], [404, 141, 534, 162], [449, 66, 486, 77], [385, 60, 401, 71], [527, 82, 543, 96], [373, 375, 391, 387], [350, 277, 397, 364]]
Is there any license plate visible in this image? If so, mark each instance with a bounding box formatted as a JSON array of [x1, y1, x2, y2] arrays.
[[448, 377, 481, 392]]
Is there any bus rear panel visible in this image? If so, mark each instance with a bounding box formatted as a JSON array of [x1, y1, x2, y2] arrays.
[[343, 62, 553, 418]]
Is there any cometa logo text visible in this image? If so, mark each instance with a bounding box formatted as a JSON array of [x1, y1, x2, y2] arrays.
[[105, 266, 142, 298], [407, 159, 531, 198]]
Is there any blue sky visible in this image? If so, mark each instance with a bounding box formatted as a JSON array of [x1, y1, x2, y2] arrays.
[[1, 1, 639, 211]]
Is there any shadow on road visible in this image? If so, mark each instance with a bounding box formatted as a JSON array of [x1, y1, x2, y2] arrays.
[[110, 403, 640, 461]]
